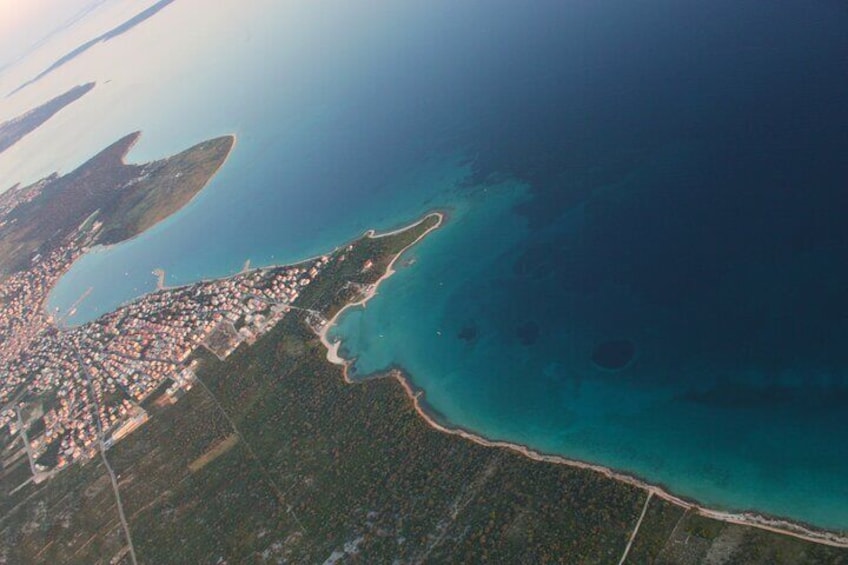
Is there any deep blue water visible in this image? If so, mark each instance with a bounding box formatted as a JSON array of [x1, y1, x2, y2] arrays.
[[48, 0, 848, 529]]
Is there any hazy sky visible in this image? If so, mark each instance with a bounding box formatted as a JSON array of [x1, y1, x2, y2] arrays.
[[0, 0, 106, 67]]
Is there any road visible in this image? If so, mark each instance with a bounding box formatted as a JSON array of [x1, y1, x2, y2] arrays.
[[244, 292, 321, 315], [619, 492, 653, 565], [15, 407, 38, 477], [193, 373, 307, 533], [67, 344, 139, 565]]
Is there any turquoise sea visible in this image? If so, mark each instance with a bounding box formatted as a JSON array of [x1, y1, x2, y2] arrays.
[[44, 0, 848, 530]]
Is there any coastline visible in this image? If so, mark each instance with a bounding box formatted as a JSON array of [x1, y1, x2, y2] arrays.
[[318, 211, 446, 368], [45, 133, 239, 323], [147, 212, 436, 296], [317, 211, 848, 550], [89, 132, 239, 253], [53, 153, 458, 330]]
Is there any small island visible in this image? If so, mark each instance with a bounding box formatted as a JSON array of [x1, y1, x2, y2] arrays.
[[11, 0, 177, 95], [0, 83, 94, 155]]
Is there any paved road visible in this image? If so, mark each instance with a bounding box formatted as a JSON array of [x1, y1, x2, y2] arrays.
[[15, 407, 38, 477], [67, 344, 138, 565]]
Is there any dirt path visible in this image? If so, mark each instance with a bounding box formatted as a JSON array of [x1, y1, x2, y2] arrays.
[[619, 492, 653, 565]]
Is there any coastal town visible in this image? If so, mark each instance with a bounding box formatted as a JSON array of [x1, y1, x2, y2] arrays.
[[0, 189, 331, 479], [0, 131, 304, 488]]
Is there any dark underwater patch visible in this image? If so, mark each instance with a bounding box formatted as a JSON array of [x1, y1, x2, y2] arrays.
[[591, 339, 636, 371], [516, 321, 540, 346], [458, 324, 478, 342]]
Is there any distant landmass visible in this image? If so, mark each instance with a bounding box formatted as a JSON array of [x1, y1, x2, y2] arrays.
[[10, 0, 177, 96], [0, 82, 94, 156]]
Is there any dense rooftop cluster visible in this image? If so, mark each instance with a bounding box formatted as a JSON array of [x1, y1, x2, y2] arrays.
[[0, 196, 330, 476]]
